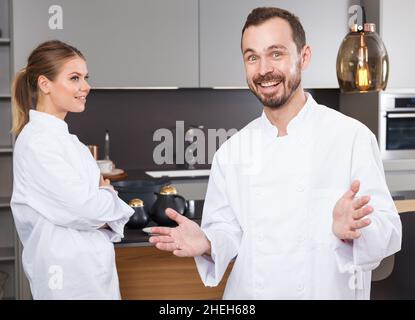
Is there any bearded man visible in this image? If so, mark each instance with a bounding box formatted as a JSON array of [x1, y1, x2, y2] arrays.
[[150, 7, 402, 300]]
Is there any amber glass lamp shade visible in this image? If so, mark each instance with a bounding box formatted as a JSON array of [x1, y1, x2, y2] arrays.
[[336, 23, 389, 93]]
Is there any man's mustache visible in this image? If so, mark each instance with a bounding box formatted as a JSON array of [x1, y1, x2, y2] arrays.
[[253, 72, 285, 84]]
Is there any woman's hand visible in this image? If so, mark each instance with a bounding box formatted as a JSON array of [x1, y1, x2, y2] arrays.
[[149, 208, 211, 257], [99, 175, 114, 191]]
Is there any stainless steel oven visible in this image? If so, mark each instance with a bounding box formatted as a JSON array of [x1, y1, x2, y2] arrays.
[[380, 93, 415, 160]]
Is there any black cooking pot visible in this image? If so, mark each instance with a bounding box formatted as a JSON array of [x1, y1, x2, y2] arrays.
[[112, 179, 171, 213]]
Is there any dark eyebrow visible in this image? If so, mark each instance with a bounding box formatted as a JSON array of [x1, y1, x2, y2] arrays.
[[243, 45, 288, 56], [243, 48, 255, 56], [268, 45, 288, 51]]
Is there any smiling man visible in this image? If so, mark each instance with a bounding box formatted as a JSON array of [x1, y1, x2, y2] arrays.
[[150, 7, 402, 299]]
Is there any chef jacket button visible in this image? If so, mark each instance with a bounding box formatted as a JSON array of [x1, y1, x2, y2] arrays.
[[299, 138, 307, 146], [298, 235, 306, 244], [256, 280, 265, 290], [255, 190, 262, 197], [297, 283, 305, 292], [297, 184, 305, 192]]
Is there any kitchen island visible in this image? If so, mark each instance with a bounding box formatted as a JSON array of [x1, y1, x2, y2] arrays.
[[114, 199, 234, 299]]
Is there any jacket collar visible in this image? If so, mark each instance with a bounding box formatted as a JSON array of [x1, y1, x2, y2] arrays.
[[29, 110, 69, 134], [260, 92, 315, 138]]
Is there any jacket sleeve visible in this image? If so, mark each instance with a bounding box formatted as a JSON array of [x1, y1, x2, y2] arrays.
[[194, 154, 242, 287], [23, 134, 134, 234], [334, 125, 402, 273]]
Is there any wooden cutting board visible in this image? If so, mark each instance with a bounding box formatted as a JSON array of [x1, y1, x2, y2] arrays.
[[103, 168, 128, 181]]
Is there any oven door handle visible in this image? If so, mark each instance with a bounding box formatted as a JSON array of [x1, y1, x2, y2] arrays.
[[387, 113, 415, 118]]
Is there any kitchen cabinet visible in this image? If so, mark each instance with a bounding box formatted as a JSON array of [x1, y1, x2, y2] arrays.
[[0, 99, 12, 148], [0, 0, 11, 96], [12, 0, 199, 88], [199, 0, 349, 88], [380, 0, 415, 89], [114, 195, 227, 299], [0, 45, 11, 95], [116, 246, 233, 299], [384, 159, 415, 193], [13, 0, 350, 89], [0, 0, 22, 300]]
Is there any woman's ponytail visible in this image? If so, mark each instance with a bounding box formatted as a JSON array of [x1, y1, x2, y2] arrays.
[[11, 69, 33, 135]]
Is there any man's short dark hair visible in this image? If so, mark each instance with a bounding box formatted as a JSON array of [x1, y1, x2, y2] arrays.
[[242, 7, 306, 53]]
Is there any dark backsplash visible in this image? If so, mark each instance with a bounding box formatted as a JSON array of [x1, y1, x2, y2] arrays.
[[66, 88, 339, 171]]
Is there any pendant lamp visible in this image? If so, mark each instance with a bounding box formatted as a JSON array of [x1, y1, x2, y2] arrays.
[[336, 20, 389, 93]]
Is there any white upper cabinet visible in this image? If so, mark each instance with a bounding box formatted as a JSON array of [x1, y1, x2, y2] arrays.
[[199, 0, 349, 88], [13, 0, 351, 89], [381, 0, 415, 90], [12, 0, 199, 88]]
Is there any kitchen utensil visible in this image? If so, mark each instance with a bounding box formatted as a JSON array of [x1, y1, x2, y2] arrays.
[[103, 168, 124, 177], [185, 199, 196, 219], [97, 160, 114, 174], [104, 129, 110, 160], [87, 145, 99, 160], [126, 198, 150, 229], [112, 179, 171, 213], [150, 184, 188, 227]]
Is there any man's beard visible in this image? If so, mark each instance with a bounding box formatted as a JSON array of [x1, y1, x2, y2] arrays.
[[248, 63, 301, 109]]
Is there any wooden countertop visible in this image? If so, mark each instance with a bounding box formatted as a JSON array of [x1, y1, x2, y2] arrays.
[[395, 200, 415, 214]]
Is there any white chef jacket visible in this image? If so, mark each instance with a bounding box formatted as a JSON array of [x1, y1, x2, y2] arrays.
[[195, 94, 402, 300], [11, 110, 134, 300]]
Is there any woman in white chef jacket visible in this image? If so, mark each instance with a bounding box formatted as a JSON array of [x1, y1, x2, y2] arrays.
[[10, 40, 134, 300]]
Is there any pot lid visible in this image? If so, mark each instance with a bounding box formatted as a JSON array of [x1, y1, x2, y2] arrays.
[[160, 185, 178, 195], [129, 198, 144, 207]]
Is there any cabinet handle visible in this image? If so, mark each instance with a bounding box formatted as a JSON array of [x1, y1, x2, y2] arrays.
[[387, 113, 415, 119]]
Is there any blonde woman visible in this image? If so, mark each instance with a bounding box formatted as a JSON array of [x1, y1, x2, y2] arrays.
[[10, 40, 133, 299]]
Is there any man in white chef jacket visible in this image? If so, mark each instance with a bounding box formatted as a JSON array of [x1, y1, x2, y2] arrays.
[[150, 7, 402, 299]]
